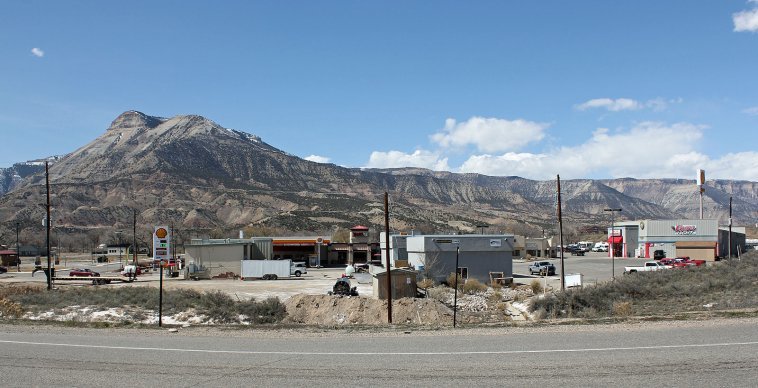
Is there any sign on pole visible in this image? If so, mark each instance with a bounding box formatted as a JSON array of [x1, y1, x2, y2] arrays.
[[153, 226, 171, 263]]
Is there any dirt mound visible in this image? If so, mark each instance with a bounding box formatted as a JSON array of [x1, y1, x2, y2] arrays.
[[284, 294, 452, 326]]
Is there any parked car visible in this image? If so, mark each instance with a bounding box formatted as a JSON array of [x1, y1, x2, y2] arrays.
[[529, 261, 556, 276], [291, 262, 307, 277], [0, 266, 7, 274], [69, 268, 100, 277], [624, 261, 671, 274], [121, 265, 142, 276], [591, 243, 609, 252]]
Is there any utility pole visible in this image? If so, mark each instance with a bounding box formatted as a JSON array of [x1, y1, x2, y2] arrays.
[[604, 208, 622, 280], [728, 196, 732, 260], [116, 231, 123, 267], [557, 175, 565, 291], [16, 222, 20, 271], [383, 192, 392, 324], [133, 209, 138, 267], [45, 161, 52, 291]]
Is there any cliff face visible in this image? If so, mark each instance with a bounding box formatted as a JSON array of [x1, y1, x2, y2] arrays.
[[1, 111, 755, 241]]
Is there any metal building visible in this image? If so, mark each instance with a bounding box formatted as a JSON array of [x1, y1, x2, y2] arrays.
[[612, 219, 727, 261], [184, 237, 273, 278], [406, 234, 514, 285]]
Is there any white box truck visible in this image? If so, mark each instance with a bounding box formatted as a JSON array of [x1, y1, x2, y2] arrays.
[[241, 259, 291, 280]]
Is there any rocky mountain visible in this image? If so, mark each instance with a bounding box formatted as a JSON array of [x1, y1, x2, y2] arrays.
[[0, 158, 61, 196], [1, 111, 755, 248]]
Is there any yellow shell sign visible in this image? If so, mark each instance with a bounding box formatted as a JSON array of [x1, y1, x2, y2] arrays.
[[155, 227, 168, 239]]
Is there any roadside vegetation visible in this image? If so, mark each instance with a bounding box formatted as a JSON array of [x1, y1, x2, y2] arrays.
[[531, 251, 758, 319], [0, 285, 286, 325]]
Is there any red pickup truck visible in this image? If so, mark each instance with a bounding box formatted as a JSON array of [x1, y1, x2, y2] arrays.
[[660, 257, 706, 268]]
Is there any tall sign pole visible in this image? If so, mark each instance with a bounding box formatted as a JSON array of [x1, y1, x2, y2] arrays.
[[453, 246, 460, 328], [697, 169, 705, 219], [45, 161, 52, 291], [153, 226, 170, 327], [384, 192, 392, 324], [557, 175, 565, 291]]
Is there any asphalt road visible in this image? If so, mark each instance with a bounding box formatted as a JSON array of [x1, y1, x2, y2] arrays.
[[1, 318, 756, 387]]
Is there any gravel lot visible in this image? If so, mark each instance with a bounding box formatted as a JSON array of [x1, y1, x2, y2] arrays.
[[1, 259, 374, 301], [2, 251, 671, 300]]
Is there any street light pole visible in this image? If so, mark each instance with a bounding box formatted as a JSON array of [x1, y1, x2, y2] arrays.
[[453, 245, 460, 328], [604, 208, 622, 280]]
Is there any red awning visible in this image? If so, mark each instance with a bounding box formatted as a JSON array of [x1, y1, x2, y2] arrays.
[[608, 236, 623, 244]]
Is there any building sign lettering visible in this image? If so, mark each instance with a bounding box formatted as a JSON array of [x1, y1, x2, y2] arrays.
[[672, 225, 697, 235]]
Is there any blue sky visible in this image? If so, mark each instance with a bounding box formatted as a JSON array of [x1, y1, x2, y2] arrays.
[[1, 1, 757, 180]]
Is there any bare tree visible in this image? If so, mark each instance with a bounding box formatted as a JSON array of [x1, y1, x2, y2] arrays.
[[418, 250, 445, 284]]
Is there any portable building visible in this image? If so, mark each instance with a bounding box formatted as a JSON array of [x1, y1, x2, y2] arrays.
[[406, 234, 514, 284]]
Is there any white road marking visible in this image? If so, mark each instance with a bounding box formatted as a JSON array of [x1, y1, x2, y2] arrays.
[[1, 339, 757, 356]]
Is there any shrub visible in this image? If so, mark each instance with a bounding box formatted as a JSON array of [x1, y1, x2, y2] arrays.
[[463, 278, 488, 294], [417, 278, 434, 290], [0, 298, 23, 318], [612, 301, 633, 317], [239, 297, 286, 324], [446, 273, 463, 289], [530, 280, 543, 294]]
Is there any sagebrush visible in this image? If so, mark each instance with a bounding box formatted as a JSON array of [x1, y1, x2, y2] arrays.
[[530, 252, 758, 318]]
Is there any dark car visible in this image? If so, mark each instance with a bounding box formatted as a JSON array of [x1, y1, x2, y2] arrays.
[[0, 266, 7, 274], [69, 268, 100, 277]]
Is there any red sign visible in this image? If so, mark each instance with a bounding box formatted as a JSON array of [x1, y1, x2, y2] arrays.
[[672, 225, 697, 235]]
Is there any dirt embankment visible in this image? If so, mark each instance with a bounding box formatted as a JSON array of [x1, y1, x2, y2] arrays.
[[284, 294, 453, 326]]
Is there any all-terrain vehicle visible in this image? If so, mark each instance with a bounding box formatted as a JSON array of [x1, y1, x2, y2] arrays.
[[329, 276, 358, 296]]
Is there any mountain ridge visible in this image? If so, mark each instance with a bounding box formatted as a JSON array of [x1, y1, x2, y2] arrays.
[[1, 111, 755, 248]]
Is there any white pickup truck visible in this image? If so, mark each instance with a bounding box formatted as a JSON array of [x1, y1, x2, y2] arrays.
[[624, 261, 672, 274]]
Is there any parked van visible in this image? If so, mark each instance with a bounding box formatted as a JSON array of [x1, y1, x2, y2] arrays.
[[591, 242, 608, 252]]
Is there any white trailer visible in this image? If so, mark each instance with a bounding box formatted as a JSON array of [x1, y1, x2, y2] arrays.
[[241, 259, 291, 280]]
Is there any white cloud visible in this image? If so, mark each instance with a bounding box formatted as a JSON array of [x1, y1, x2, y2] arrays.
[[31, 47, 45, 57], [430, 116, 548, 153], [734, 6, 758, 32], [575, 98, 642, 112], [304, 155, 331, 163], [743, 106, 758, 115], [455, 122, 758, 180], [576, 97, 683, 112], [366, 149, 449, 171]]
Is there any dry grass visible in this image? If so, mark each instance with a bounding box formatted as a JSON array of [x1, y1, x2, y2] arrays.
[[612, 301, 633, 317], [462, 278, 488, 294], [2, 285, 286, 325], [531, 251, 758, 319]]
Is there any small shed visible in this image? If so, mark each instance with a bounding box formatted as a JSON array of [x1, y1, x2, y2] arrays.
[[372, 268, 418, 300], [0, 250, 19, 266]]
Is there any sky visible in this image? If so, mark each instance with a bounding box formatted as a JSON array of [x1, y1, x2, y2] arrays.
[[1, 0, 757, 181]]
